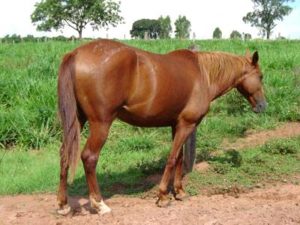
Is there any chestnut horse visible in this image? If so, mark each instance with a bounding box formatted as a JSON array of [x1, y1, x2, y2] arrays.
[[57, 39, 266, 215]]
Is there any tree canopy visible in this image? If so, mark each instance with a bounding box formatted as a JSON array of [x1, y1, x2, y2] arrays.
[[31, 0, 123, 38], [213, 27, 222, 39], [243, 0, 293, 39], [130, 19, 161, 39], [158, 16, 172, 39], [174, 15, 191, 39], [230, 30, 242, 39]]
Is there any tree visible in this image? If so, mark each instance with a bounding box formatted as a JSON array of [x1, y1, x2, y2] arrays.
[[243, 0, 293, 39], [174, 15, 191, 39], [230, 30, 242, 39], [158, 16, 172, 39], [31, 0, 123, 38], [243, 33, 252, 40], [213, 27, 222, 39], [130, 19, 161, 39]]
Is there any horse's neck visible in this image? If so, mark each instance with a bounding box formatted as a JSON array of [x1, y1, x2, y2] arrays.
[[198, 52, 245, 101], [208, 73, 239, 101]]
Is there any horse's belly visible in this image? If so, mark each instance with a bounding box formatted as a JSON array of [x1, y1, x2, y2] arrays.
[[117, 107, 175, 127]]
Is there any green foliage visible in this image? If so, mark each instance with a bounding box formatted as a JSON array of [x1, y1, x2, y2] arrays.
[[130, 19, 161, 39], [244, 33, 252, 40], [243, 0, 294, 39], [158, 16, 172, 39], [174, 15, 191, 39], [213, 27, 222, 39], [31, 0, 123, 38], [117, 135, 155, 152], [211, 150, 243, 174], [230, 30, 242, 39], [2, 34, 22, 43], [188, 136, 300, 191], [262, 138, 299, 155]]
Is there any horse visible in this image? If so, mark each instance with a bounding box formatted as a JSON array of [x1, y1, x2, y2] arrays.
[[56, 39, 267, 215]]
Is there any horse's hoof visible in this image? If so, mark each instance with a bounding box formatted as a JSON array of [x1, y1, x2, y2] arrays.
[[90, 198, 112, 215], [156, 194, 171, 208], [57, 204, 71, 216], [174, 189, 187, 201]]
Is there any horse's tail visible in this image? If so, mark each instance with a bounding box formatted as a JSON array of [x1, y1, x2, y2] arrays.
[[183, 129, 197, 173], [58, 52, 80, 183]]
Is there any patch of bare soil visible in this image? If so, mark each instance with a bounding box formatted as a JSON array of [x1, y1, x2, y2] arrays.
[[1, 122, 300, 225], [0, 182, 300, 225], [223, 122, 300, 150]]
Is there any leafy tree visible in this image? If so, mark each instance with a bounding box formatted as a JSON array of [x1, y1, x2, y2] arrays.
[[230, 30, 242, 39], [130, 19, 161, 39], [243, 33, 252, 40], [158, 16, 172, 39], [213, 27, 222, 39], [31, 0, 123, 38], [3, 34, 22, 43], [174, 15, 191, 39], [23, 35, 36, 42], [243, 0, 293, 39]]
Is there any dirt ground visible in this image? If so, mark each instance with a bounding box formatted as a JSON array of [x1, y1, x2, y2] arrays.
[[0, 122, 300, 225]]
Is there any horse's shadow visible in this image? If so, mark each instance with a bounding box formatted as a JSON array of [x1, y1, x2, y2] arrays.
[[66, 158, 164, 214]]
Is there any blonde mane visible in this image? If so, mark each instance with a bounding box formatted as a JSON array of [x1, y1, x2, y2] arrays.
[[197, 52, 248, 85]]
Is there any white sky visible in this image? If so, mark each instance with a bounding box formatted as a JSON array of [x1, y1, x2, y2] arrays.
[[0, 0, 299, 39]]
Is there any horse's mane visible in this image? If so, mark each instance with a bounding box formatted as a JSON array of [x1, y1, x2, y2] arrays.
[[197, 52, 247, 84]]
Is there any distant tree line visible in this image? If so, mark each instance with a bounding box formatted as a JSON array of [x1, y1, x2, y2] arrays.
[[0, 34, 92, 43], [212, 27, 253, 40]]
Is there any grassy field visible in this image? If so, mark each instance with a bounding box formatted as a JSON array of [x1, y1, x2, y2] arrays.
[[0, 39, 300, 196]]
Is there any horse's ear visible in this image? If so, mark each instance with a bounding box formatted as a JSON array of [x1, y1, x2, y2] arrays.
[[252, 51, 259, 65]]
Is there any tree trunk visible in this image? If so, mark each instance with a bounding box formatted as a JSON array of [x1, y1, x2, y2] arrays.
[[77, 29, 83, 39], [266, 30, 270, 39]]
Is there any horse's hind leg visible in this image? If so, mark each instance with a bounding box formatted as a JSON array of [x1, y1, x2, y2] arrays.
[[81, 119, 112, 214]]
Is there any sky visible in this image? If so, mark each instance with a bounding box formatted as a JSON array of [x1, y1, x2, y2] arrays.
[[0, 0, 299, 39]]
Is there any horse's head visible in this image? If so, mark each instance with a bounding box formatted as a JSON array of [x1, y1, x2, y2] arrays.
[[236, 51, 267, 113]]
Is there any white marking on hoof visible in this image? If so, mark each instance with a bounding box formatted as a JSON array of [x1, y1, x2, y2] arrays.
[[57, 205, 71, 216], [90, 197, 112, 215], [99, 200, 112, 215]]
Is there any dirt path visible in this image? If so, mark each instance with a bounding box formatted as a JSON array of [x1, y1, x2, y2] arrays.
[[0, 182, 300, 225], [0, 122, 300, 225], [223, 122, 300, 150]]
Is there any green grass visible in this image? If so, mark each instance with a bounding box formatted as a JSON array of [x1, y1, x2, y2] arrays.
[[1, 135, 299, 196], [0, 39, 300, 195], [187, 136, 300, 195]]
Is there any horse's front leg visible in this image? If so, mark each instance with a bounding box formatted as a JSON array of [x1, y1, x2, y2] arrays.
[[156, 121, 196, 207], [173, 128, 197, 200]]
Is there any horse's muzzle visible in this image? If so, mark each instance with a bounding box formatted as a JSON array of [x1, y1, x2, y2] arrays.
[[253, 100, 267, 113]]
